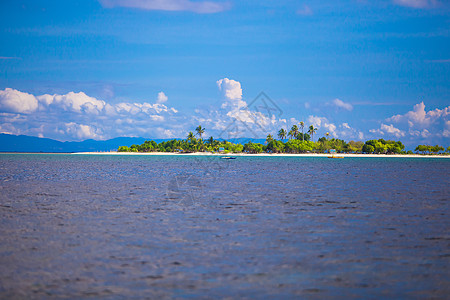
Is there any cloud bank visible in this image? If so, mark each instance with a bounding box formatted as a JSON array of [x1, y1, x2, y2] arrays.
[[1, 85, 448, 147], [0, 88, 181, 141], [99, 0, 231, 13], [370, 101, 450, 141], [393, 0, 439, 9], [307, 115, 363, 140]]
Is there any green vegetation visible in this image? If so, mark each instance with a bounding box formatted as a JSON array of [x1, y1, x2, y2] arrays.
[[117, 124, 449, 155], [362, 139, 405, 154], [415, 144, 445, 154]]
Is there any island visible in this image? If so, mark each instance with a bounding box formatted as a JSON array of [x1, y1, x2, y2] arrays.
[[116, 125, 449, 156]]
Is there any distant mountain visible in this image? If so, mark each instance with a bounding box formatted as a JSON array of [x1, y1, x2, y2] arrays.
[[0, 134, 268, 153], [0, 134, 152, 153]]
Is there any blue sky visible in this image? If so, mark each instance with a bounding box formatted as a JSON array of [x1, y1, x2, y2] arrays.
[[0, 0, 449, 148]]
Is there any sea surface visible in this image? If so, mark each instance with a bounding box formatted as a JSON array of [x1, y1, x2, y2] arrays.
[[0, 153, 449, 299]]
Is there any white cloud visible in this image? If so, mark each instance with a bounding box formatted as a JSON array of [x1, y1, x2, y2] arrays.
[[0, 88, 182, 141], [99, 0, 231, 14], [193, 78, 288, 140], [393, 0, 438, 9], [342, 123, 351, 129], [381, 123, 406, 138], [217, 78, 243, 101], [387, 101, 450, 140], [331, 98, 353, 111], [307, 116, 365, 140], [370, 123, 405, 138], [37, 91, 106, 114], [150, 115, 164, 122], [443, 121, 450, 138], [0, 88, 39, 114], [307, 115, 338, 137], [157, 91, 168, 103], [324, 123, 337, 136], [217, 77, 261, 125], [308, 115, 326, 128], [338, 123, 364, 140], [64, 122, 103, 140]]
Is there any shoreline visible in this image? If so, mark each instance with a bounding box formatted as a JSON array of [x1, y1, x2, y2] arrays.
[[1, 152, 448, 158], [69, 152, 450, 158]]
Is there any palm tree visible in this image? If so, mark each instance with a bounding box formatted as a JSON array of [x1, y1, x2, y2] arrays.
[[291, 125, 299, 139], [278, 128, 287, 140], [195, 125, 205, 139], [299, 121, 305, 142], [206, 136, 214, 145], [187, 131, 195, 141], [325, 132, 330, 139], [308, 125, 317, 142], [288, 129, 295, 140], [266, 134, 274, 144]]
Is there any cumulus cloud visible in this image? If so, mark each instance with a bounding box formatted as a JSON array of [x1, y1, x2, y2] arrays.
[[194, 78, 286, 140], [386, 102, 450, 141], [370, 123, 406, 138], [331, 98, 353, 111], [64, 123, 103, 140], [388, 102, 449, 126], [393, 0, 438, 9], [37, 91, 106, 114], [307, 115, 365, 140], [0, 88, 182, 141], [217, 78, 243, 102], [157, 91, 168, 104], [308, 115, 338, 137], [99, 0, 231, 13], [0, 88, 39, 114]]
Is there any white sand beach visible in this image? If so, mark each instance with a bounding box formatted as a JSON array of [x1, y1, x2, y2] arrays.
[[73, 152, 450, 158]]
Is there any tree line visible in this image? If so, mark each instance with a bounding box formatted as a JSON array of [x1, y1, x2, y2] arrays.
[[118, 124, 450, 155]]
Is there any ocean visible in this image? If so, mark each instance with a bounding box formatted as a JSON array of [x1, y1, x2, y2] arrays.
[[0, 154, 449, 298]]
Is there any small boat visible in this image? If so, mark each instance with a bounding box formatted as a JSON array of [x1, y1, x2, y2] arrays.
[[328, 155, 344, 159], [221, 156, 236, 160]]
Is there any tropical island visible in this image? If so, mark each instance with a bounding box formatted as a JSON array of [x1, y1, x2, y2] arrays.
[[117, 125, 450, 155]]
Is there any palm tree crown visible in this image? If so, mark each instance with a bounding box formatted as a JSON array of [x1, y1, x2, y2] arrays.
[[299, 121, 305, 142], [195, 125, 205, 139], [291, 125, 299, 139], [288, 129, 295, 140], [278, 128, 287, 140], [187, 131, 195, 141], [308, 125, 317, 142]]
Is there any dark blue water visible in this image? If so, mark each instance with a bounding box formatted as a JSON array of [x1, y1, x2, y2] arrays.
[[0, 154, 449, 298]]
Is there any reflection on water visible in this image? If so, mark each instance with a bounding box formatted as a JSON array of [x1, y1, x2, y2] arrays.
[[0, 154, 449, 298]]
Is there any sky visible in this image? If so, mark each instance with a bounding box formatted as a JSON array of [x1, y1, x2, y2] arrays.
[[0, 0, 449, 148]]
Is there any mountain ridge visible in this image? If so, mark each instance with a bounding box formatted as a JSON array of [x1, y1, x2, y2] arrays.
[[0, 134, 266, 153]]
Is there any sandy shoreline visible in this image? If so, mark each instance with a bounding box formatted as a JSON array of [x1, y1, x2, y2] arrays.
[[71, 152, 450, 158]]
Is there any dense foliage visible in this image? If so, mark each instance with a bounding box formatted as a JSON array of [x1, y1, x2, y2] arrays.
[[414, 144, 446, 154], [118, 125, 449, 155]]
